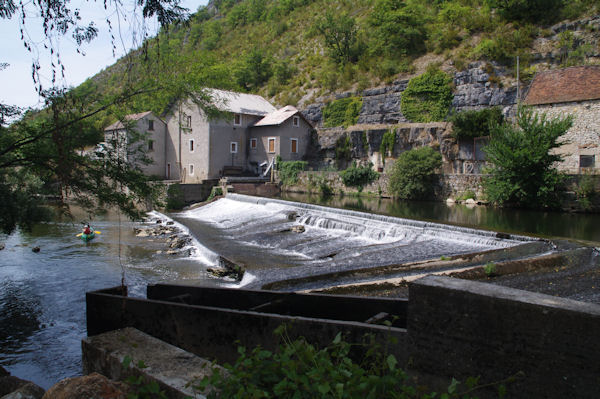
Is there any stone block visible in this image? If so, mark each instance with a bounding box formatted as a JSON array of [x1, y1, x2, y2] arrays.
[[82, 328, 219, 399]]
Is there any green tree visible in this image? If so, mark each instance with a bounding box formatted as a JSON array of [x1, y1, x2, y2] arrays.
[[486, 0, 565, 23], [340, 163, 379, 192], [315, 11, 361, 65], [369, 0, 428, 57], [389, 146, 442, 200], [483, 107, 573, 209], [450, 107, 504, 139]]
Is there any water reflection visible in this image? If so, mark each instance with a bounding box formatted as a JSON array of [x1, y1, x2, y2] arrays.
[[280, 193, 600, 242]]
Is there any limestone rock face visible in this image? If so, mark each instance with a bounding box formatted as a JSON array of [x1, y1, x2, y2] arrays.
[[42, 373, 128, 399]]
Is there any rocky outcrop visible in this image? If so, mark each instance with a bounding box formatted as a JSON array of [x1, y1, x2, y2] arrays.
[[42, 373, 128, 399], [0, 366, 45, 399], [300, 64, 517, 128]]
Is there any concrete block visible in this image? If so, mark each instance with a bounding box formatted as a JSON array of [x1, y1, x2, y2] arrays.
[[82, 327, 218, 399]]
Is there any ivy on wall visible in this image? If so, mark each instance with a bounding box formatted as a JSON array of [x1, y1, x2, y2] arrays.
[[322, 97, 363, 128], [400, 67, 453, 122], [379, 128, 396, 163]]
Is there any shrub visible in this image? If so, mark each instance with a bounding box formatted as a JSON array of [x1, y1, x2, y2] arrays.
[[486, 0, 564, 23], [166, 183, 185, 210], [194, 325, 487, 398], [340, 162, 379, 192], [483, 107, 573, 209], [450, 107, 504, 140], [206, 186, 223, 202], [484, 262, 497, 277], [400, 67, 453, 122], [380, 129, 396, 163], [389, 147, 442, 200], [279, 161, 307, 186], [322, 97, 363, 128], [576, 173, 596, 210]]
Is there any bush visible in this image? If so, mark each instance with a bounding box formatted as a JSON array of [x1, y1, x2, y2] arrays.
[[400, 67, 453, 122], [340, 162, 379, 192], [389, 147, 442, 200], [166, 183, 185, 210], [206, 186, 223, 202], [194, 325, 486, 399], [486, 0, 564, 23], [483, 107, 573, 209], [380, 129, 396, 163], [450, 107, 504, 140], [279, 161, 307, 186], [322, 97, 363, 128]]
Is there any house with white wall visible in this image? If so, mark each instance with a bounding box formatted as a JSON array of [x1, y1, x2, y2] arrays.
[[524, 65, 600, 173], [103, 111, 167, 178], [104, 89, 313, 183]]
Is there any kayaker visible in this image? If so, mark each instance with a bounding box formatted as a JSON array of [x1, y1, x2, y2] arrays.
[[83, 225, 92, 235]]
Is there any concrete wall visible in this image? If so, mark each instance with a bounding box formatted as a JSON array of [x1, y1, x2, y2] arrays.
[[534, 99, 600, 174], [408, 275, 600, 398]]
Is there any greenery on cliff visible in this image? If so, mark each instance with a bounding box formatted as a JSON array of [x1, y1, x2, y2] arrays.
[[73, 0, 600, 128]]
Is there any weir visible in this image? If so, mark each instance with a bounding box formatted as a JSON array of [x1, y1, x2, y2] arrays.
[[174, 194, 549, 291]]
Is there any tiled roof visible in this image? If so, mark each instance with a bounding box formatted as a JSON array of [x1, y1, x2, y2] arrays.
[[208, 89, 276, 116], [253, 105, 299, 126], [104, 111, 153, 131], [524, 66, 600, 105]]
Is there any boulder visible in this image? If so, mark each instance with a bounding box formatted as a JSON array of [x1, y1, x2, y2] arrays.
[[135, 229, 149, 238], [31, 247, 40, 253], [42, 373, 128, 399], [291, 225, 305, 233], [0, 243, 5, 250], [207, 256, 245, 281], [2, 382, 45, 399], [166, 221, 174, 225]]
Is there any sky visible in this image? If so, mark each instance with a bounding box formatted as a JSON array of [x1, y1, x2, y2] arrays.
[[0, 0, 208, 110]]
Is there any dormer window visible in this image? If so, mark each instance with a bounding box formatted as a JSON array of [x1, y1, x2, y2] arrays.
[[293, 115, 299, 127], [234, 113, 242, 126]]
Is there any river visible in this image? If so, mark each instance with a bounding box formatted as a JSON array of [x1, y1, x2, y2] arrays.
[[1, 195, 599, 389]]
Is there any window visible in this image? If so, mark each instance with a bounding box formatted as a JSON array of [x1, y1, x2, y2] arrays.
[[234, 113, 242, 126], [148, 140, 154, 151], [580, 155, 595, 168], [250, 138, 257, 149], [148, 119, 154, 131], [182, 113, 191, 128], [230, 142, 238, 153], [189, 139, 195, 153], [291, 138, 298, 154], [293, 115, 299, 127], [189, 164, 194, 175], [268, 138, 276, 153], [167, 163, 171, 179]]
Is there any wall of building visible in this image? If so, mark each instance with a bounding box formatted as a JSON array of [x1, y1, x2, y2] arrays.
[[134, 115, 167, 178], [249, 117, 312, 170], [534, 99, 600, 174]]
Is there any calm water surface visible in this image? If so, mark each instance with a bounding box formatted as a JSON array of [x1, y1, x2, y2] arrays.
[[0, 209, 212, 389]]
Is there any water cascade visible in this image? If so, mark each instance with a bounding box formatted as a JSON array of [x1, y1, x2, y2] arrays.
[[175, 194, 540, 290]]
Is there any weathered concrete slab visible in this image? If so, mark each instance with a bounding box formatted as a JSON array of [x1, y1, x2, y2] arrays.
[[82, 327, 218, 399], [408, 275, 600, 399]]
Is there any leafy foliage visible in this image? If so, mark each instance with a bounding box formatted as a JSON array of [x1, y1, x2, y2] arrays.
[[340, 162, 379, 192], [166, 184, 185, 210], [195, 325, 494, 399], [450, 107, 504, 139], [279, 160, 308, 186], [400, 67, 453, 123], [483, 107, 573, 209], [322, 97, 363, 128], [380, 129, 396, 162], [335, 135, 352, 165], [369, 0, 428, 57], [486, 0, 565, 23], [315, 10, 362, 65], [389, 147, 442, 200]]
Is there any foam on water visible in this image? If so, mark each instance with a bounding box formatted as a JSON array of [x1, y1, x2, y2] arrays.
[[148, 210, 220, 267]]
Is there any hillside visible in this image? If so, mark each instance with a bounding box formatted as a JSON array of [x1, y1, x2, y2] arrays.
[[76, 0, 600, 128]]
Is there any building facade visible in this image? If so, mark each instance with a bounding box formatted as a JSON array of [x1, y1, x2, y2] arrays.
[[105, 89, 313, 183], [524, 66, 600, 174]]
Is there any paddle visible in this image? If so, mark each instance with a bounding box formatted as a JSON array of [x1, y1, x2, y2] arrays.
[[76, 231, 101, 237]]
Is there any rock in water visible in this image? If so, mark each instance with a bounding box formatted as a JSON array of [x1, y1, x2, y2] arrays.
[[32, 247, 41, 253], [42, 373, 129, 399], [291, 225, 305, 233], [0, 243, 5, 250]]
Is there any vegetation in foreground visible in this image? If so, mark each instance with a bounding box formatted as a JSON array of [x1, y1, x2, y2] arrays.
[[194, 325, 512, 398]]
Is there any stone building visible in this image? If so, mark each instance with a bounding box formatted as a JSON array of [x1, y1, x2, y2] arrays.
[[524, 65, 600, 174]]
